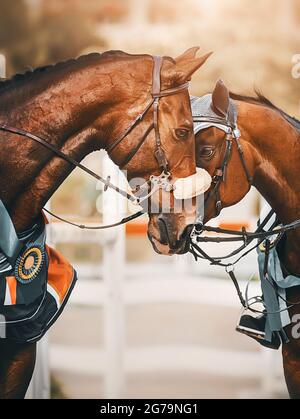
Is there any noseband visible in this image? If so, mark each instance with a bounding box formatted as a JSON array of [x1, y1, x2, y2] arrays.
[[0, 56, 189, 230]]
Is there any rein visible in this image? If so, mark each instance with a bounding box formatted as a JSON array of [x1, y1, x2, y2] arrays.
[[0, 56, 189, 230]]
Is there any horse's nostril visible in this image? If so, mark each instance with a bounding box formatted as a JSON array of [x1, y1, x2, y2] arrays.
[[157, 216, 192, 251], [157, 217, 169, 246]]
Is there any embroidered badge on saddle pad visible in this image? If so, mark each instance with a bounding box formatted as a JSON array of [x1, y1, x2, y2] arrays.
[[15, 245, 45, 284], [0, 200, 77, 343]]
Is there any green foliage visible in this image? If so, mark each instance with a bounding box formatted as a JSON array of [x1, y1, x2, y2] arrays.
[[35, 11, 103, 65], [0, 0, 105, 75], [0, 0, 31, 48]]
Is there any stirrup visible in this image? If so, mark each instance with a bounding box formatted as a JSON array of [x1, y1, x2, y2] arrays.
[[236, 312, 282, 350]]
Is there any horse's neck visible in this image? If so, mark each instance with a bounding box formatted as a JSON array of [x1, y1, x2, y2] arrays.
[[238, 101, 300, 273], [0, 57, 150, 231]]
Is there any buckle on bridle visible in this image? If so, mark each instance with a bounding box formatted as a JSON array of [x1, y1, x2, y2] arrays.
[[212, 169, 223, 183], [131, 171, 174, 206], [150, 171, 173, 192], [233, 128, 241, 139], [155, 147, 169, 173], [258, 225, 282, 253], [190, 218, 204, 242], [216, 200, 222, 215]]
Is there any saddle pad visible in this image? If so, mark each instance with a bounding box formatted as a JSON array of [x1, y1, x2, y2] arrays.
[[0, 244, 77, 343], [0, 204, 78, 343]]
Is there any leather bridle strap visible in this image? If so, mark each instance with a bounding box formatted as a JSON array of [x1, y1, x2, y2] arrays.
[[152, 56, 163, 96], [194, 116, 251, 217], [107, 99, 154, 155], [152, 57, 168, 173], [119, 123, 154, 169], [196, 218, 300, 244], [43, 207, 144, 230], [233, 134, 252, 184], [204, 134, 233, 216]]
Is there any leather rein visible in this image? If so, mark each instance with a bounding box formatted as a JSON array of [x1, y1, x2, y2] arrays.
[[0, 56, 189, 230]]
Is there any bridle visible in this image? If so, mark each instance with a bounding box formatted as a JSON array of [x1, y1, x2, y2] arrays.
[[193, 115, 252, 218], [0, 56, 189, 230], [189, 105, 300, 316]]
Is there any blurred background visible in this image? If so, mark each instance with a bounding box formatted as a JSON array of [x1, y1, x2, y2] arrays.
[[1, 0, 299, 399]]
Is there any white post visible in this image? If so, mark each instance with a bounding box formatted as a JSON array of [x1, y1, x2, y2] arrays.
[[102, 155, 126, 398], [0, 54, 6, 78]]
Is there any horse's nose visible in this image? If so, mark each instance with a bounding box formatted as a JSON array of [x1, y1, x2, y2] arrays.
[[157, 214, 178, 249]]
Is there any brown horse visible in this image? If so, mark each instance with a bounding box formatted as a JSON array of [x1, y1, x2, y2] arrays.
[[194, 80, 300, 398], [0, 47, 211, 398]]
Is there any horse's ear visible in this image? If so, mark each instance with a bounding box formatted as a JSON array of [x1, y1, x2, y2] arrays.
[[162, 51, 213, 87], [174, 47, 200, 63], [211, 79, 230, 117]]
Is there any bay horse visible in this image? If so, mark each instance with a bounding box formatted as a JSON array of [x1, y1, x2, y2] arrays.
[[194, 79, 300, 398], [0, 47, 212, 399]]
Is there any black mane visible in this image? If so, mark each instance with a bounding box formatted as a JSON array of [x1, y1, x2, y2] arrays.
[[230, 91, 300, 132]]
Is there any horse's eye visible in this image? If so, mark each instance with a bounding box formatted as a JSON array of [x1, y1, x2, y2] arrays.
[[200, 146, 215, 159], [175, 128, 189, 140]]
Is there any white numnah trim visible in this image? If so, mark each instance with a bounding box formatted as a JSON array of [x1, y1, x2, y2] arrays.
[[47, 284, 61, 309], [173, 168, 212, 200], [4, 282, 12, 306]]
